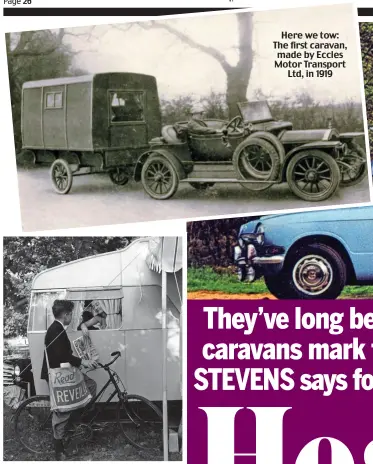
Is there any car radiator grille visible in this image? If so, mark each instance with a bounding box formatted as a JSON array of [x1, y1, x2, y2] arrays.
[[3, 363, 14, 386]]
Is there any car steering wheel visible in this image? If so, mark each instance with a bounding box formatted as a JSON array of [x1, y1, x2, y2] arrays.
[[198, 120, 208, 127], [225, 115, 244, 133]]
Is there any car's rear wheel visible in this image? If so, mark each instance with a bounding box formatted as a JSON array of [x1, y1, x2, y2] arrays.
[[275, 243, 347, 299], [286, 150, 340, 201], [141, 155, 179, 200], [338, 141, 367, 187], [233, 137, 281, 191]]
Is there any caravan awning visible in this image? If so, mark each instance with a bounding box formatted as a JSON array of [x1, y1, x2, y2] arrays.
[[146, 237, 182, 273]]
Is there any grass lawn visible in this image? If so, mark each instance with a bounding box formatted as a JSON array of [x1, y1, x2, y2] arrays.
[[188, 267, 373, 298]]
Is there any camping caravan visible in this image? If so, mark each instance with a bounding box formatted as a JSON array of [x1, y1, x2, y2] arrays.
[[21, 72, 161, 165], [27, 237, 182, 403]]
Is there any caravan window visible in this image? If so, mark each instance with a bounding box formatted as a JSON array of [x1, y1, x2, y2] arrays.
[[68, 299, 123, 331], [66, 288, 123, 331], [45, 91, 63, 109], [28, 289, 122, 332], [109, 91, 144, 123], [28, 291, 67, 332]]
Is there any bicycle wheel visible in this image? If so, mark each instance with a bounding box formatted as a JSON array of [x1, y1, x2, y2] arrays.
[[14, 395, 52, 454], [117, 394, 163, 453]]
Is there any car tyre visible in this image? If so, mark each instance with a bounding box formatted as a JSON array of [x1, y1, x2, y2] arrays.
[[264, 275, 294, 299], [279, 243, 347, 299], [141, 154, 179, 200], [286, 150, 341, 201], [338, 141, 367, 187], [233, 137, 281, 191]]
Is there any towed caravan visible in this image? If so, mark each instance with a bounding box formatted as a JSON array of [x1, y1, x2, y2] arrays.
[[20, 76, 367, 202], [27, 238, 182, 404], [21, 73, 161, 191]]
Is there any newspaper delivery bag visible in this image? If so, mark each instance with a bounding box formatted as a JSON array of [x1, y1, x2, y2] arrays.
[[45, 350, 92, 412]]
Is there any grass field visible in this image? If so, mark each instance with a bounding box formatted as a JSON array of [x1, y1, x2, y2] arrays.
[[188, 267, 373, 298]]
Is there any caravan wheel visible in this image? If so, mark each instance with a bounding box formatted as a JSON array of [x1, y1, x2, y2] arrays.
[[50, 159, 73, 194]]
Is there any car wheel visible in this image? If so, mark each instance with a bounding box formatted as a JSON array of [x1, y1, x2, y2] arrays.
[[189, 182, 215, 190], [286, 150, 341, 201], [141, 154, 179, 200], [50, 159, 73, 194], [264, 275, 294, 299], [233, 137, 281, 191], [281, 243, 347, 299], [338, 141, 367, 187]]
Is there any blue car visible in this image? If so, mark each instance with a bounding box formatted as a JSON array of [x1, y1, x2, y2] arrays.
[[234, 206, 373, 299]]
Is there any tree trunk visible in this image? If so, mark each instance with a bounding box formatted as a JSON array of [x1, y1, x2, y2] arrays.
[[226, 12, 253, 118]]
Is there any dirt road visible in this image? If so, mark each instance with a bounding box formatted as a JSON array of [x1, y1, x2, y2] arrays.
[[17, 166, 371, 231], [188, 291, 276, 300]]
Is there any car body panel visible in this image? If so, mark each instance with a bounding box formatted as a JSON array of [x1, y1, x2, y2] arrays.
[[238, 206, 373, 281]]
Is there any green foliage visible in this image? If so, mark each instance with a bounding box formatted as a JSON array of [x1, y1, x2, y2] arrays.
[[187, 217, 261, 268], [3, 237, 134, 337], [360, 22, 373, 156], [188, 267, 373, 298], [161, 89, 364, 140], [188, 267, 267, 294]]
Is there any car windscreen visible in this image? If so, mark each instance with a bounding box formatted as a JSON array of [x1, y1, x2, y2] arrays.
[[238, 101, 273, 123]]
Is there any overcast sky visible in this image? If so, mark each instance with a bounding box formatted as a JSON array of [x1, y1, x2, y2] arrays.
[[64, 3, 363, 104]]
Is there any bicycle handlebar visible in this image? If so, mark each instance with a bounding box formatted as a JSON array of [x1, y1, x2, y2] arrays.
[[97, 351, 121, 369]]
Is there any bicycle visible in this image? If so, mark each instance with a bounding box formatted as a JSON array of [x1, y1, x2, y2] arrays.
[[14, 351, 163, 457]]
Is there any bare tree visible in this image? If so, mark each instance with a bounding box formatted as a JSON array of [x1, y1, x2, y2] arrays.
[[117, 12, 254, 117]]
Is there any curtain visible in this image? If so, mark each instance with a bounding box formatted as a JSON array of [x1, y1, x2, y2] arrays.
[[69, 299, 122, 331]]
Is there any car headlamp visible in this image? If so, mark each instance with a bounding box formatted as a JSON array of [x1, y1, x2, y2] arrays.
[[14, 365, 21, 376], [240, 233, 258, 243]]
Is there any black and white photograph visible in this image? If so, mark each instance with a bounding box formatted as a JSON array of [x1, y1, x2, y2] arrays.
[[6, 4, 371, 231], [3, 236, 182, 461]]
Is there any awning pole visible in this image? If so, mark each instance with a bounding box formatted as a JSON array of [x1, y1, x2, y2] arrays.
[[162, 267, 169, 461]]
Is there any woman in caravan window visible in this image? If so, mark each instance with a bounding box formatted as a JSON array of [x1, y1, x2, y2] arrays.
[[78, 300, 107, 336]]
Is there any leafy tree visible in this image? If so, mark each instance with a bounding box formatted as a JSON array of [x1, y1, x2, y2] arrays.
[[359, 22, 373, 157], [3, 237, 134, 337]]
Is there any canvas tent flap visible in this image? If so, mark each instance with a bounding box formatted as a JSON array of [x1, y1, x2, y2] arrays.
[[146, 237, 182, 273]]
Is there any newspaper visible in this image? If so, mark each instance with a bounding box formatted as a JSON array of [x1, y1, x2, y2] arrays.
[[73, 336, 100, 362]]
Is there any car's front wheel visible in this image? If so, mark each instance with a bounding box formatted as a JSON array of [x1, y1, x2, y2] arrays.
[[269, 243, 347, 299]]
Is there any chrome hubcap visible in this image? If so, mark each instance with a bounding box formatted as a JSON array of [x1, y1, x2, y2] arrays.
[[292, 254, 333, 295]]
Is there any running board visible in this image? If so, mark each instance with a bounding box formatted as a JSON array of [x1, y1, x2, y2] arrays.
[[181, 178, 280, 184]]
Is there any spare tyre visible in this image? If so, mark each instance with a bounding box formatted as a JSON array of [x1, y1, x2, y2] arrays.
[[233, 137, 281, 191]]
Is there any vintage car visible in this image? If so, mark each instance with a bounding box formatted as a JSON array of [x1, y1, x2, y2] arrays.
[[20, 76, 367, 202], [142, 100, 367, 201], [234, 206, 373, 299], [4, 338, 35, 398]]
